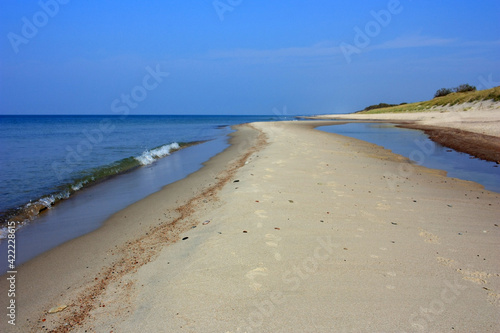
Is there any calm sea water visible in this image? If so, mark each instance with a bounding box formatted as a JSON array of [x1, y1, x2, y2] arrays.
[[0, 115, 286, 229], [320, 123, 500, 193]]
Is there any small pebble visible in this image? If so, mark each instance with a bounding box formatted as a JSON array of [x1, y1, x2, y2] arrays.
[[48, 305, 67, 314], [182, 237, 189, 240]]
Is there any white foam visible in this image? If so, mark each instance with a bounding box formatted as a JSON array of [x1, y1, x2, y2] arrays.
[[72, 183, 83, 191], [38, 196, 55, 208], [0, 221, 27, 240], [0, 227, 8, 240], [135, 142, 180, 166], [71, 179, 89, 192]]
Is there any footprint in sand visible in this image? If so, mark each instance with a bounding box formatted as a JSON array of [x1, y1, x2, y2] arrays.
[[245, 267, 268, 291], [418, 228, 440, 244], [487, 292, 500, 306], [436, 257, 496, 286], [376, 203, 391, 211], [384, 272, 397, 290], [265, 233, 282, 247], [265, 234, 282, 261], [254, 210, 268, 219], [436, 256, 455, 267]]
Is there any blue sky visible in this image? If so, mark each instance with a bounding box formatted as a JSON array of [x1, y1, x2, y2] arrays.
[[1, 0, 499, 115]]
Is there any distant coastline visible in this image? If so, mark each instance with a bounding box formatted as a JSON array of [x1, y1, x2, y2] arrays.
[[305, 87, 500, 162]]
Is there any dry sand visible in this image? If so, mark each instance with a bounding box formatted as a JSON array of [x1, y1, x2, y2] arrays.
[[1, 120, 500, 332]]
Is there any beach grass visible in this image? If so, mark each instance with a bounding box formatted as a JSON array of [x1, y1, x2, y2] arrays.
[[357, 86, 500, 114]]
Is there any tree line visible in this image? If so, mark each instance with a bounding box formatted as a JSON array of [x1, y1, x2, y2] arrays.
[[434, 84, 476, 98]]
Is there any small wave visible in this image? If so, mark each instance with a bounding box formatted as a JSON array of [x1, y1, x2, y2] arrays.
[[135, 142, 180, 165], [71, 179, 90, 191], [0, 141, 183, 240], [0, 191, 71, 240], [36, 191, 70, 209]]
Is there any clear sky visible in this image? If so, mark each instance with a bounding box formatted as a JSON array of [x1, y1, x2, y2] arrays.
[[1, 0, 499, 115]]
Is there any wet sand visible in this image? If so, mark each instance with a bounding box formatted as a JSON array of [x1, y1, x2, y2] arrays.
[[398, 124, 500, 163], [1, 121, 499, 332]]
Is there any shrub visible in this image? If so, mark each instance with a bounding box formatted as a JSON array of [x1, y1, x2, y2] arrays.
[[363, 103, 397, 111], [454, 84, 476, 93], [434, 88, 453, 98]]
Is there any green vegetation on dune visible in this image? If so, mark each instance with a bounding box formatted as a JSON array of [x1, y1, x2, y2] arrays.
[[357, 86, 500, 114]]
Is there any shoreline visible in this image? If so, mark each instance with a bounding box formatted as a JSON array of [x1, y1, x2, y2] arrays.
[[305, 102, 500, 163], [0, 122, 269, 332], [0, 137, 234, 275], [0, 141, 202, 233], [397, 123, 500, 163], [2, 120, 499, 332]]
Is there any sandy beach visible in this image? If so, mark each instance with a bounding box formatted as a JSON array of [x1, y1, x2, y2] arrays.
[[1, 120, 499, 332], [307, 101, 500, 163], [308, 101, 500, 136]]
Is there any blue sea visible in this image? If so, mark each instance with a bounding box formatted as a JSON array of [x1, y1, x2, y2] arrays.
[[0, 115, 292, 219]]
